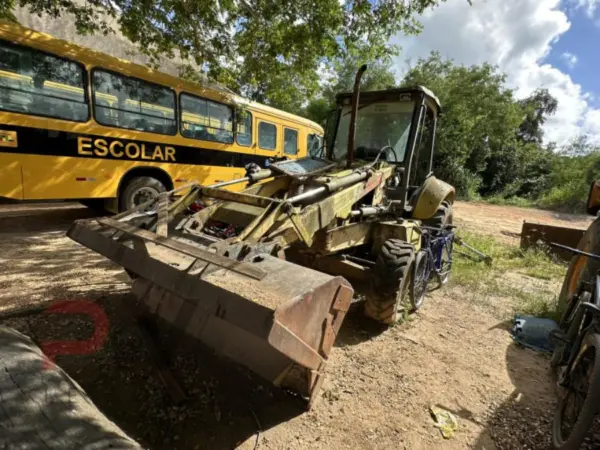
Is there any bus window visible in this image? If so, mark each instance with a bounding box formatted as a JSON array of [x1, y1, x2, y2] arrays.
[[258, 121, 277, 150], [0, 46, 19, 72], [236, 110, 252, 146], [0, 40, 88, 121], [92, 69, 176, 135], [180, 93, 233, 144], [284, 128, 298, 155], [307, 133, 323, 157]]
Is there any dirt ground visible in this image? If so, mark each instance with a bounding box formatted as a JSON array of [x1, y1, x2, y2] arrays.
[[454, 201, 593, 245], [0, 201, 593, 449]]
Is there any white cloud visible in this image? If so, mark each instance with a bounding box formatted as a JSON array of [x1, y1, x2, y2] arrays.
[[391, 0, 600, 146], [561, 51, 578, 69]]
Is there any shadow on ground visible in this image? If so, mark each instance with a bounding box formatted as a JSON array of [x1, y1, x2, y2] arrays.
[[1, 293, 305, 449], [464, 325, 557, 450], [0, 203, 306, 449], [335, 302, 388, 347], [0, 326, 140, 449], [0, 204, 101, 233]]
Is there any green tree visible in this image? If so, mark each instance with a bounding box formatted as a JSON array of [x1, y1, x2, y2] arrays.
[[303, 97, 331, 125], [538, 143, 600, 212], [517, 89, 558, 145], [303, 54, 396, 124], [322, 56, 397, 104], [401, 52, 523, 196], [2, 0, 451, 110]]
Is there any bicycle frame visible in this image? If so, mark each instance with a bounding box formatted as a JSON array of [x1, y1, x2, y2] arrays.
[[420, 227, 455, 282]]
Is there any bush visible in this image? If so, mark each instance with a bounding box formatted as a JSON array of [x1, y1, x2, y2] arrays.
[[537, 180, 589, 213], [486, 195, 534, 208]]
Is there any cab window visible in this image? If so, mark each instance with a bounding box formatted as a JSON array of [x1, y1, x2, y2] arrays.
[[412, 107, 435, 184]]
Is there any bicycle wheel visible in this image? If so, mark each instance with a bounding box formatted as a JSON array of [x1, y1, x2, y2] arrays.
[[436, 237, 453, 286], [551, 291, 591, 369], [552, 332, 600, 450], [411, 250, 429, 311]]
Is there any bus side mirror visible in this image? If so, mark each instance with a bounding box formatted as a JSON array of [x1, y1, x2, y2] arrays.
[[587, 181, 600, 216]]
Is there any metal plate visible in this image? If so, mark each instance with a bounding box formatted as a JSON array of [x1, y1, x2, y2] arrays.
[[270, 157, 335, 178]]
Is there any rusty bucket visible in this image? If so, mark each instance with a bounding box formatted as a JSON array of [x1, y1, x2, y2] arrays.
[[67, 216, 353, 406]]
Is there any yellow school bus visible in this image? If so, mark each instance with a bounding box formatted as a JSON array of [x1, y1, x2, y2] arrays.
[[0, 21, 324, 211]]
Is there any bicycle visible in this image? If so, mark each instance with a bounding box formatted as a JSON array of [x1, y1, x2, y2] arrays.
[[549, 243, 600, 450], [411, 225, 455, 310]]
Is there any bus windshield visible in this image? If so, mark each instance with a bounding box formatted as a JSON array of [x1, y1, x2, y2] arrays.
[[332, 100, 415, 162]]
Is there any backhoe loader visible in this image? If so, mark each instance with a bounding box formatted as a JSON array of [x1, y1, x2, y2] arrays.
[[67, 66, 456, 406]]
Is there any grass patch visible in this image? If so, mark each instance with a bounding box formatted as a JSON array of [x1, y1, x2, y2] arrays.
[[485, 195, 535, 208], [451, 231, 567, 320]]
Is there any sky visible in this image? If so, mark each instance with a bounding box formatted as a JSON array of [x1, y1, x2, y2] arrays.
[[390, 0, 600, 147]]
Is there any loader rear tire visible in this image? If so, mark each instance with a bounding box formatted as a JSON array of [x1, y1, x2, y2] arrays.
[[365, 239, 415, 325], [423, 200, 454, 228]]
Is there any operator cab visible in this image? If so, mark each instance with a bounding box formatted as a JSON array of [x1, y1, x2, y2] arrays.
[[325, 86, 441, 208]]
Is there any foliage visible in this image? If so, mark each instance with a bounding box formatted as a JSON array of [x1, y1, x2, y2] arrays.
[[517, 89, 558, 145], [402, 52, 525, 197], [3, 0, 448, 113], [395, 52, 576, 204], [6, 1, 597, 213], [303, 97, 331, 126], [537, 141, 600, 212], [303, 54, 397, 124]]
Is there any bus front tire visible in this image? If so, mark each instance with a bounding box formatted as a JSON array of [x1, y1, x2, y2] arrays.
[[119, 176, 167, 212]]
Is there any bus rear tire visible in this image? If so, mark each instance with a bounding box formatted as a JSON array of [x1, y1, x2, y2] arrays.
[[119, 176, 166, 212]]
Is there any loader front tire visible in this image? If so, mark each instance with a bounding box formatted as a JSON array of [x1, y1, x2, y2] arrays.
[[365, 239, 415, 325], [423, 200, 453, 228]]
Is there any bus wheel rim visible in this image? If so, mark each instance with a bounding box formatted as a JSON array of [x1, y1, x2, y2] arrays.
[[131, 186, 160, 207]]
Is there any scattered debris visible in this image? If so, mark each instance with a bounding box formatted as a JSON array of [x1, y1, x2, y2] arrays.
[[454, 236, 493, 265], [429, 406, 459, 439]]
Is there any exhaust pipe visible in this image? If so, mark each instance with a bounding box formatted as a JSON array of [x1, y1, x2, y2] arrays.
[[347, 64, 367, 169]]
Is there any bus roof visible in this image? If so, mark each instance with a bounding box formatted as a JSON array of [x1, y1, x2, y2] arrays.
[[0, 20, 324, 132]]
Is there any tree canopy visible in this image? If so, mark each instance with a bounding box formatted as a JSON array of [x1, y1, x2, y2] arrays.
[[399, 52, 597, 211], [2, 0, 448, 111], [5, 0, 596, 213]]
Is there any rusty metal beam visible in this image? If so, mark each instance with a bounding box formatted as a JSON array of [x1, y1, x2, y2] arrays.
[[200, 187, 280, 208], [96, 217, 267, 280], [319, 222, 374, 253], [521, 221, 586, 261], [156, 192, 169, 237]]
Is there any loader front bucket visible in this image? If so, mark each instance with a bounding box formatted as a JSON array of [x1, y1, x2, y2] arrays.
[[67, 217, 353, 406]]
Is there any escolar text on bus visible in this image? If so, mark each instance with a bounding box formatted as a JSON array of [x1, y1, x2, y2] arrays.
[[77, 137, 176, 162]]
